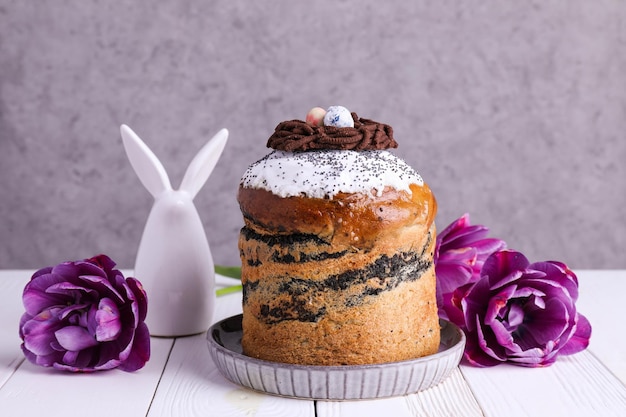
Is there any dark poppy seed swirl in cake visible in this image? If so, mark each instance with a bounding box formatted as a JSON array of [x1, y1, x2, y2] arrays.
[[237, 110, 439, 366]]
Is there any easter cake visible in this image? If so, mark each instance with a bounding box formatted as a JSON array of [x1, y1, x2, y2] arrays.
[[237, 106, 440, 366]]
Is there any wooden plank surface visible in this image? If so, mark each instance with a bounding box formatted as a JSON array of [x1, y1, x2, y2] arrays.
[[459, 269, 626, 417], [575, 270, 626, 384], [0, 270, 172, 417], [2, 270, 626, 417], [316, 368, 484, 417], [0, 338, 174, 417], [461, 351, 626, 417], [0, 271, 28, 389], [147, 291, 315, 417]]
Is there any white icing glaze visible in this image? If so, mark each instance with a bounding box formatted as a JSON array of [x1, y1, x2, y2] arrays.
[[240, 150, 424, 199]]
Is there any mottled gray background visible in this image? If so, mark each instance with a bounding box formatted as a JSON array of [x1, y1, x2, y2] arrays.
[[1, 1, 624, 270]]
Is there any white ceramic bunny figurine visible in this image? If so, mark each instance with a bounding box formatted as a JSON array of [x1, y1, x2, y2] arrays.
[[120, 124, 228, 337]]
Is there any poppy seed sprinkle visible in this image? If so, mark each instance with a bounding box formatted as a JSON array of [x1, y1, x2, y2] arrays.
[[241, 150, 423, 199]]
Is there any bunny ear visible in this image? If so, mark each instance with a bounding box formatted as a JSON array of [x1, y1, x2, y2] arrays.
[[179, 128, 229, 198], [120, 124, 172, 198]]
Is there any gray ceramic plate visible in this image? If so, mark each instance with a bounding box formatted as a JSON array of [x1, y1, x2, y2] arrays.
[[207, 314, 465, 401]]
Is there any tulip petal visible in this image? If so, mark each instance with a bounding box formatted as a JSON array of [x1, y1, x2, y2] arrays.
[[490, 319, 516, 351], [22, 273, 68, 316], [21, 310, 64, 356], [22, 328, 58, 357], [94, 341, 124, 369], [472, 238, 508, 257], [473, 316, 507, 364], [118, 322, 151, 372], [463, 341, 503, 367], [62, 349, 80, 365], [506, 303, 525, 328], [435, 214, 506, 272], [19, 255, 149, 372], [78, 275, 125, 304], [57, 348, 99, 372], [437, 213, 471, 241], [46, 281, 97, 298], [440, 225, 490, 252], [489, 270, 526, 290], [92, 357, 122, 371], [525, 299, 570, 345], [482, 251, 529, 287], [95, 298, 121, 342], [85, 254, 118, 272], [436, 220, 591, 369], [510, 345, 556, 367], [55, 326, 98, 351], [484, 285, 517, 324], [511, 285, 545, 300], [461, 278, 491, 332], [34, 351, 66, 367], [50, 262, 81, 279], [31, 266, 53, 280], [530, 261, 579, 301], [21, 345, 58, 367], [73, 259, 109, 278], [56, 303, 89, 321], [436, 257, 474, 294], [127, 278, 148, 322], [439, 293, 464, 325], [120, 282, 140, 329], [559, 313, 592, 355]]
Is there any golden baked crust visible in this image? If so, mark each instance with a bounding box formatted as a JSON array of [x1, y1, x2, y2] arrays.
[[238, 183, 440, 366]]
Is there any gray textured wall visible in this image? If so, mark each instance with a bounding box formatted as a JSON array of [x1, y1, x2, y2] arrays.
[[1, 1, 624, 270]]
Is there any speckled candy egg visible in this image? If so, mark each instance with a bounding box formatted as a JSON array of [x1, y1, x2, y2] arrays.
[[324, 106, 354, 128], [306, 107, 326, 126]]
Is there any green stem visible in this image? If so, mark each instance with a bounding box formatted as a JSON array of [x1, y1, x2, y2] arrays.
[[216, 284, 243, 297], [214, 265, 242, 296]]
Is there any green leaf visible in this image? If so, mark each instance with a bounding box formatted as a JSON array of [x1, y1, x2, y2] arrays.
[[214, 265, 241, 280]]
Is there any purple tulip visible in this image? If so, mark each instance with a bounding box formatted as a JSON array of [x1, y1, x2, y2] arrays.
[[450, 250, 591, 367], [19, 255, 150, 372], [435, 214, 506, 321]]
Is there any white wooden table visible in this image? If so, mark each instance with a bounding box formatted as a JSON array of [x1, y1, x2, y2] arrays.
[[1, 269, 625, 416]]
